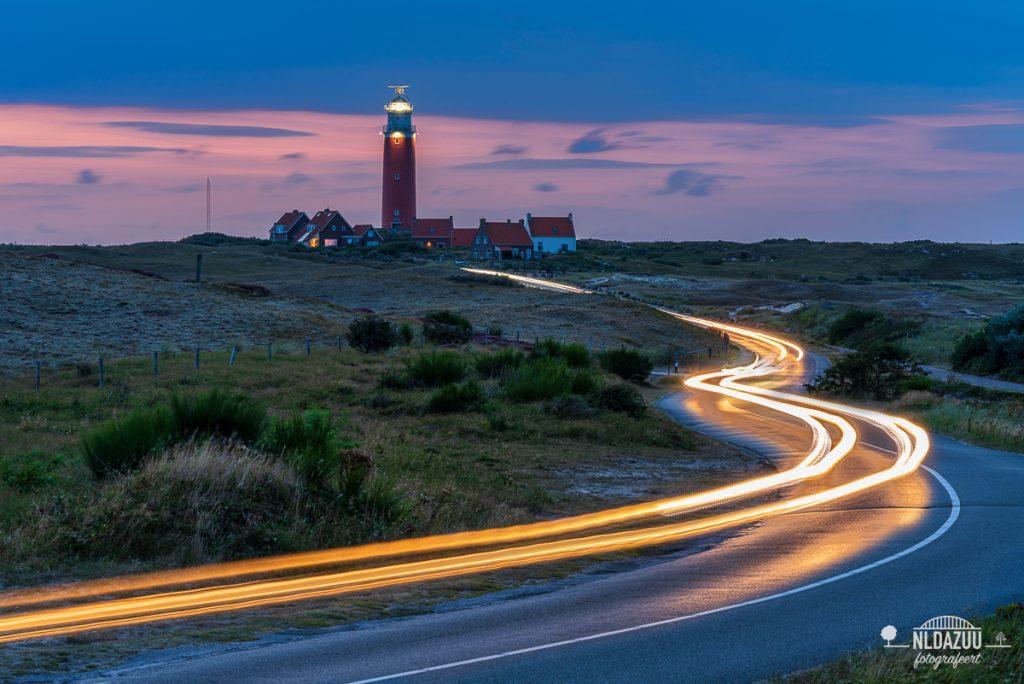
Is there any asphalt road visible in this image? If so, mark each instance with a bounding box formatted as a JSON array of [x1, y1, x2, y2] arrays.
[[106, 352, 1024, 682]]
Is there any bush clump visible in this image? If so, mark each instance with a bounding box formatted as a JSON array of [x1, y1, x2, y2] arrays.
[[504, 358, 573, 402], [81, 406, 175, 478], [950, 304, 1024, 380], [599, 348, 654, 383], [347, 315, 398, 353], [592, 383, 646, 417], [422, 310, 472, 345], [398, 322, 415, 345], [427, 381, 485, 413], [475, 348, 526, 378], [531, 338, 591, 369], [404, 351, 468, 387], [0, 451, 63, 491], [169, 389, 266, 443], [570, 369, 601, 395]]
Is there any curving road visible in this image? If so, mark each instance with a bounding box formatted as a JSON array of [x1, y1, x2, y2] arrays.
[[87, 277, 1024, 682]]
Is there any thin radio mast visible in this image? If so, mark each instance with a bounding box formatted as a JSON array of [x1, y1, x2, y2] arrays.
[[206, 178, 211, 233]]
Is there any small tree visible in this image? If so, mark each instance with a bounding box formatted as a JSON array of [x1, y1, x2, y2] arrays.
[[807, 344, 924, 400], [422, 310, 472, 345], [347, 316, 397, 353], [599, 348, 654, 383]]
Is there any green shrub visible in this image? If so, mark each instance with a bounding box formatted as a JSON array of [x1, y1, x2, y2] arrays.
[[81, 406, 175, 478], [404, 351, 468, 387], [898, 375, 934, 392], [427, 381, 485, 413], [950, 305, 1024, 379], [475, 348, 525, 378], [593, 383, 646, 417], [560, 343, 591, 369], [423, 310, 472, 345], [599, 348, 654, 383], [169, 389, 266, 443], [347, 315, 397, 353], [504, 358, 573, 402], [398, 322, 415, 345], [531, 337, 563, 359], [570, 369, 601, 395], [827, 308, 885, 344], [0, 451, 63, 491], [262, 409, 342, 483]]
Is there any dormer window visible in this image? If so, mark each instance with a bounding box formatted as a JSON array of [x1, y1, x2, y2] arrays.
[[394, 209, 400, 216], [429, 227, 435, 233], [394, 173, 400, 180]]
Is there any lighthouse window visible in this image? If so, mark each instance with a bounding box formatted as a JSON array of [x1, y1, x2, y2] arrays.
[[394, 209, 400, 216], [394, 173, 400, 180]]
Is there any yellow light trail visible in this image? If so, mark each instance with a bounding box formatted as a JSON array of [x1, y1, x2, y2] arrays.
[[0, 270, 930, 642]]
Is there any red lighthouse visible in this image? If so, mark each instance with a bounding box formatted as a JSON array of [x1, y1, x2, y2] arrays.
[[381, 85, 416, 232]]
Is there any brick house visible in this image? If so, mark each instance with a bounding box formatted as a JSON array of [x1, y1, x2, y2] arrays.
[[269, 210, 310, 242], [525, 213, 576, 255], [472, 219, 534, 260], [353, 224, 385, 247], [411, 217, 454, 248], [303, 208, 355, 247], [451, 227, 478, 249]]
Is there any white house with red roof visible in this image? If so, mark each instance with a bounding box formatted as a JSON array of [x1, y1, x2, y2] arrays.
[[525, 213, 576, 255]]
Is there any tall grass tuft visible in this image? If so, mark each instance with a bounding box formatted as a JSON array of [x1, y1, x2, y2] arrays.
[[404, 350, 468, 387], [427, 381, 485, 413], [169, 389, 266, 443], [81, 406, 174, 478], [261, 409, 342, 486], [504, 358, 573, 402], [475, 348, 525, 378]]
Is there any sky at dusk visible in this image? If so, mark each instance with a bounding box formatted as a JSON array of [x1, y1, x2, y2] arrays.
[[1, 1, 1023, 244]]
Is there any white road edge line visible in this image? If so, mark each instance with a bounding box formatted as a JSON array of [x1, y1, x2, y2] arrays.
[[347, 465, 960, 684]]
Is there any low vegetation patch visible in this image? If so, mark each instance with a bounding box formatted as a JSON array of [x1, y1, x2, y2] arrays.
[[427, 381, 485, 413], [475, 347, 526, 378], [599, 348, 654, 383], [422, 309, 473, 345], [592, 383, 647, 417], [808, 345, 925, 401], [951, 303, 1024, 380], [504, 358, 575, 402], [404, 350, 468, 387]]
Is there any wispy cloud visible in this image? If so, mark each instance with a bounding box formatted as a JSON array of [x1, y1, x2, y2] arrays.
[[653, 169, 738, 196], [533, 181, 560, 192], [455, 158, 678, 170], [280, 152, 307, 160], [103, 121, 316, 137], [492, 144, 527, 155], [567, 128, 621, 154], [932, 124, 1024, 154], [0, 145, 191, 157]]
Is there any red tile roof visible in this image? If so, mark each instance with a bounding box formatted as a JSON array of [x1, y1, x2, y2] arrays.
[[481, 220, 532, 247], [274, 210, 306, 229], [352, 224, 376, 237], [308, 209, 341, 231], [527, 215, 575, 238], [411, 217, 454, 239], [451, 227, 478, 248]]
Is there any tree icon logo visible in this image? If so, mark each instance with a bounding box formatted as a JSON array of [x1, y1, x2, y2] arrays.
[[881, 625, 898, 647]]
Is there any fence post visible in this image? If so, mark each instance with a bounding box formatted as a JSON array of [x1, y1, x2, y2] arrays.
[[306, 338, 311, 356], [229, 346, 237, 367], [194, 347, 200, 370], [267, 341, 273, 360], [98, 356, 105, 388], [35, 361, 41, 389], [195, 253, 203, 283], [152, 351, 159, 377], [337, 335, 342, 351]]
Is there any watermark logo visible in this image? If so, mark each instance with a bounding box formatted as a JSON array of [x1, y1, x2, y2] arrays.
[[880, 615, 1011, 670]]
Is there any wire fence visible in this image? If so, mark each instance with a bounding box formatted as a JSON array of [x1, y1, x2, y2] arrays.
[[16, 327, 730, 391]]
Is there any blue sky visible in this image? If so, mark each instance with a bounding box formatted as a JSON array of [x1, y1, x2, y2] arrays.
[[1, 1, 1023, 243]]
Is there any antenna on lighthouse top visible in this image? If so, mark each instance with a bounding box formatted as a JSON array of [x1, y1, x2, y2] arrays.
[[387, 85, 410, 95]]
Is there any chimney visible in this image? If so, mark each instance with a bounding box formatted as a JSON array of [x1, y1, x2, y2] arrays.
[[568, 211, 573, 223]]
